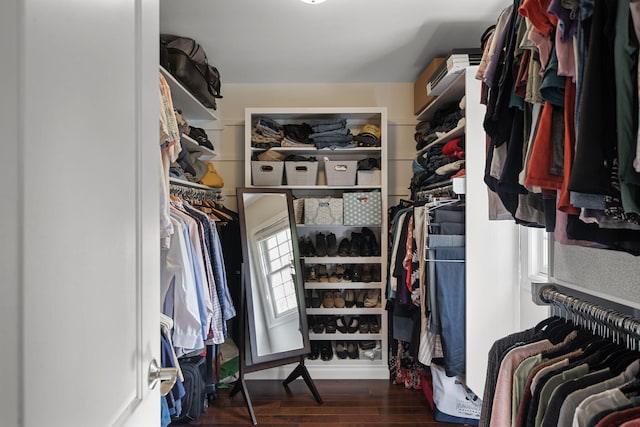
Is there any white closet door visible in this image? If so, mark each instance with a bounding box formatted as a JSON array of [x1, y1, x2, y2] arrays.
[[1, 0, 161, 426]]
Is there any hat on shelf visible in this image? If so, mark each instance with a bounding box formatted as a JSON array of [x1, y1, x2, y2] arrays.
[[353, 123, 381, 147], [257, 149, 286, 162]]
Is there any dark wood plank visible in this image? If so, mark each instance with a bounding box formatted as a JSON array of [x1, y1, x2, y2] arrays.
[[194, 380, 464, 426]]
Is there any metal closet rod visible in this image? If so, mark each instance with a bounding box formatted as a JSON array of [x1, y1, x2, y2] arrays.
[[169, 183, 223, 201], [538, 285, 640, 343]]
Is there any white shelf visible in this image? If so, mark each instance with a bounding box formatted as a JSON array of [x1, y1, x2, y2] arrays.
[[416, 70, 466, 122], [297, 223, 382, 230], [251, 184, 381, 190], [306, 307, 382, 315], [309, 333, 383, 341], [180, 134, 217, 158], [169, 177, 220, 192], [160, 66, 218, 123], [251, 146, 382, 154], [302, 256, 382, 263], [305, 282, 383, 289], [416, 122, 465, 156]]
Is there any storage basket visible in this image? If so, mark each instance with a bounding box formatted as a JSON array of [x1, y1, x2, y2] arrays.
[[304, 198, 343, 225], [357, 170, 381, 186], [324, 159, 357, 186], [251, 161, 284, 186], [343, 191, 382, 225], [285, 161, 318, 186]]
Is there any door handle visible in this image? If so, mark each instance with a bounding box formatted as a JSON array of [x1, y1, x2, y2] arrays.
[[148, 358, 178, 396]]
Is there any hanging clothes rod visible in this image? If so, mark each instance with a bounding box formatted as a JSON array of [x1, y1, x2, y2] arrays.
[[169, 179, 223, 201], [535, 283, 640, 346]]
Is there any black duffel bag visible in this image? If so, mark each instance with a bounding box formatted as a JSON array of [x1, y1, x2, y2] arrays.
[[160, 34, 223, 110]]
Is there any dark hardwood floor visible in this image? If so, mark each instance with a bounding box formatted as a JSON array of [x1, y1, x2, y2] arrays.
[[195, 379, 461, 426]]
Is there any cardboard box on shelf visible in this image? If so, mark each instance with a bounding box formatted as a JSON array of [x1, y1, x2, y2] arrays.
[[414, 57, 445, 115]]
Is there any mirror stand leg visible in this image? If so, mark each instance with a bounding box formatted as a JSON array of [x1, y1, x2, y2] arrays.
[[282, 357, 323, 405], [230, 378, 257, 425]]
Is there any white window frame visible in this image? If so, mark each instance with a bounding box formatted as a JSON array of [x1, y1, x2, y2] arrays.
[[527, 227, 550, 281], [251, 217, 298, 328]]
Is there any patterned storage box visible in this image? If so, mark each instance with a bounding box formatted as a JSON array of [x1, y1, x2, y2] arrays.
[[304, 198, 343, 225], [343, 191, 382, 225]]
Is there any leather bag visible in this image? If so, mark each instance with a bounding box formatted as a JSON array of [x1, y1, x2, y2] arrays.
[[160, 34, 222, 110]]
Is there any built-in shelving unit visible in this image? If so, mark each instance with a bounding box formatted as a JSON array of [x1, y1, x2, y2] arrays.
[[244, 107, 389, 379]]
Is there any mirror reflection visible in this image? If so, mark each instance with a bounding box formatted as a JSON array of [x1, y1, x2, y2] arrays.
[[242, 192, 305, 361]]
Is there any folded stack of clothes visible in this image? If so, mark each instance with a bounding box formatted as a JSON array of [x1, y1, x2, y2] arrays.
[[282, 123, 314, 147], [410, 136, 466, 198], [308, 118, 354, 149], [414, 96, 466, 152], [251, 117, 284, 148]]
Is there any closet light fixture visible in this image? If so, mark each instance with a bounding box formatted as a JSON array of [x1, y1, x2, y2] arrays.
[[300, 0, 327, 4]]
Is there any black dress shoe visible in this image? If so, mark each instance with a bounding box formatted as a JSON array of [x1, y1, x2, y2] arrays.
[[347, 341, 359, 359], [360, 234, 371, 257], [316, 232, 327, 257], [336, 316, 348, 333], [347, 316, 359, 333], [298, 237, 308, 256], [325, 316, 337, 333], [349, 232, 361, 256], [305, 236, 316, 256], [337, 238, 351, 256], [361, 227, 380, 256], [326, 232, 338, 256], [308, 341, 320, 360], [335, 342, 348, 359], [372, 264, 381, 282], [320, 342, 333, 361]]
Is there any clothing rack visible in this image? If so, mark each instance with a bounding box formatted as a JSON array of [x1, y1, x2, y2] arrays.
[[169, 178, 223, 202], [414, 182, 454, 202], [534, 283, 640, 349]]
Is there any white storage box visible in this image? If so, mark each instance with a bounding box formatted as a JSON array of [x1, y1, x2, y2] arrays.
[[285, 161, 318, 186], [357, 170, 381, 186], [251, 161, 284, 186], [304, 198, 343, 225], [324, 159, 357, 186]]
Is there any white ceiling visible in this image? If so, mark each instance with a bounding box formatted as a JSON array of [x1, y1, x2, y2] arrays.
[[159, 0, 508, 84]]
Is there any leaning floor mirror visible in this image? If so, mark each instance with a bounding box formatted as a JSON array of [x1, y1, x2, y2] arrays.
[[233, 188, 321, 425]]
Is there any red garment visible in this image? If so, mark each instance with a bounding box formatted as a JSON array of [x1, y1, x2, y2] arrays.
[[442, 137, 465, 160], [518, 0, 558, 37], [557, 78, 580, 214], [402, 215, 414, 292], [452, 168, 466, 178], [595, 407, 640, 427], [524, 102, 564, 190]]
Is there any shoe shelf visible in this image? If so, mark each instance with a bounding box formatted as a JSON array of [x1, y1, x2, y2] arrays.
[[297, 224, 382, 230], [302, 256, 382, 264], [306, 308, 382, 315], [304, 282, 383, 289], [309, 333, 383, 341]]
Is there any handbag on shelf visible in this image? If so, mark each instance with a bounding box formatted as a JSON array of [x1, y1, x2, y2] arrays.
[[160, 34, 223, 110]]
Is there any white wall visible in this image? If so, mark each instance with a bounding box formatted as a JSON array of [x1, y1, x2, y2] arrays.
[[0, 0, 20, 425], [203, 82, 417, 211]]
